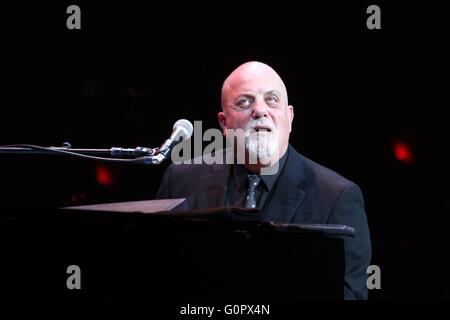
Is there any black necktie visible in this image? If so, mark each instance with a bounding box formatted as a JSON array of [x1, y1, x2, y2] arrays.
[[244, 174, 261, 208]]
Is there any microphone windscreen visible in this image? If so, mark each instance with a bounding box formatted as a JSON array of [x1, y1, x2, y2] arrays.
[[173, 119, 194, 139]]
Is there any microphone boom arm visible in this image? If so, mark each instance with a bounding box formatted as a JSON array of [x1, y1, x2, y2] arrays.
[[0, 119, 193, 165]]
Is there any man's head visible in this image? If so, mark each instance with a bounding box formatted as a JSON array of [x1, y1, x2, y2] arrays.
[[218, 61, 294, 171]]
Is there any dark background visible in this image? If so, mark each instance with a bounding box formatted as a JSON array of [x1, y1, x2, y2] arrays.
[[2, 1, 449, 299]]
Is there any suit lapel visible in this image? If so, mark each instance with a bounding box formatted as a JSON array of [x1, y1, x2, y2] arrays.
[[197, 164, 231, 209], [263, 145, 307, 223]]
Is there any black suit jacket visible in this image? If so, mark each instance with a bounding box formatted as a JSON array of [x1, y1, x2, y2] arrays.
[[156, 145, 371, 299]]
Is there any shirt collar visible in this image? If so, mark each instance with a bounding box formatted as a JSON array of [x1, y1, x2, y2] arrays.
[[232, 148, 289, 192]]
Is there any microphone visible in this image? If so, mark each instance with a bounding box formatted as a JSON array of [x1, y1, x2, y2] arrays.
[[157, 119, 193, 157], [133, 119, 193, 165]]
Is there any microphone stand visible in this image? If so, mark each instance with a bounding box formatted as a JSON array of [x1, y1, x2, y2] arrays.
[[0, 142, 168, 164]]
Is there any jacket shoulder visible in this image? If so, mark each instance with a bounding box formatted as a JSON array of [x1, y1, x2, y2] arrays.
[[300, 154, 354, 190], [287, 144, 355, 191], [289, 148, 362, 210]]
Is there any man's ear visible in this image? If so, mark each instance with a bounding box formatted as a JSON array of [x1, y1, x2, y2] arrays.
[[218, 111, 227, 135], [288, 105, 294, 132]]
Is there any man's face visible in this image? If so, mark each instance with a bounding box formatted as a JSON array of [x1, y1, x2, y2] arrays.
[[219, 63, 294, 166]]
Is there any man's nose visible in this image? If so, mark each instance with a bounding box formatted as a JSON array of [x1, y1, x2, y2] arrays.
[[251, 98, 269, 119]]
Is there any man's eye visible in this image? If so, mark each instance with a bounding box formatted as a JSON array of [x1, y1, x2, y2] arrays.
[[236, 98, 252, 108], [266, 95, 279, 103]]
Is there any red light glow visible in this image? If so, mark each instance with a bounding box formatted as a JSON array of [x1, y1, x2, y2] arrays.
[[393, 140, 414, 164], [96, 165, 115, 187]]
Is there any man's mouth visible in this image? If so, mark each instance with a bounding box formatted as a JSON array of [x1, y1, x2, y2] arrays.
[[253, 126, 272, 132]]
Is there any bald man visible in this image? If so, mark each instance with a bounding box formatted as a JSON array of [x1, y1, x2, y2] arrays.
[[156, 61, 371, 300], [218, 62, 293, 174]]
